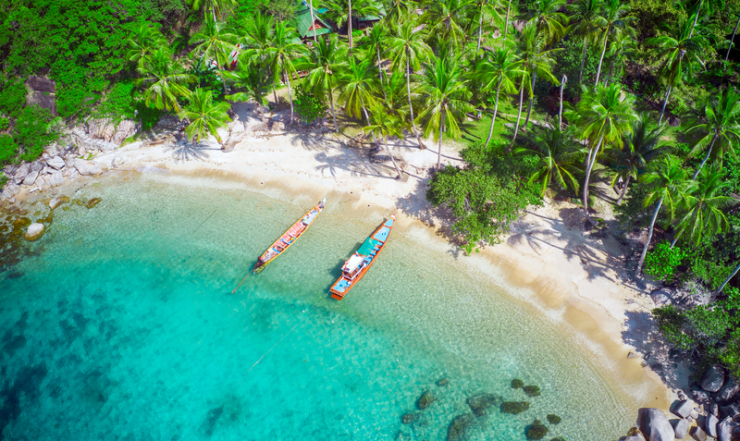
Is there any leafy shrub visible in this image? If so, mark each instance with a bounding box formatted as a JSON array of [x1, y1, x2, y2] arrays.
[[13, 106, 61, 162], [552, 38, 600, 99], [0, 77, 27, 118], [135, 100, 162, 131], [644, 241, 686, 283], [0, 134, 18, 166], [0, 117, 9, 132], [294, 84, 326, 125], [95, 81, 136, 123]]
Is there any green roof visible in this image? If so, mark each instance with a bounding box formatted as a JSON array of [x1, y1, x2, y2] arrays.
[[357, 238, 380, 256], [295, 6, 332, 38]]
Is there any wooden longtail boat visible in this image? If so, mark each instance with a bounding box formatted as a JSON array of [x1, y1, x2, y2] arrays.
[[252, 199, 326, 274], [329, 215, 395, 300]]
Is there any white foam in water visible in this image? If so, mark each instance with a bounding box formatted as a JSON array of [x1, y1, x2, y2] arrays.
[[0, 173, 635, 440]]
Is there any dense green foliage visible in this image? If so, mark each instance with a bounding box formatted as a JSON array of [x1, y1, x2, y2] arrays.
[[294, 84, 326, 125], [0, 134, 18, 166], [0, 77, 27, 118], [13, 106, 60, 162], [644, 241, 686, 283]]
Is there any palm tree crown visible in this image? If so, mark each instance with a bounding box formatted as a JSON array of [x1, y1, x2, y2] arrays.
[[136, 47, 196, 113], [179, 87, 232, 145], [686, 87, 740, 178], [515, 126, 584, 196]]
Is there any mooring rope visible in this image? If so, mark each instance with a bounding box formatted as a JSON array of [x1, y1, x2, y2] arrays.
[[193, 209, 218, 233], [231, 270, 254, 294]]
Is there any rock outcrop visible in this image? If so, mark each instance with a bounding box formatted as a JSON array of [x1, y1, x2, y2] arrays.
[[715, 377, 739, 404], [701, 366, 725, 393], [87, 118, 138, 146], [26, 76, 57, 115], [638, 408, 674, 441], [74, 159, 103, 176]]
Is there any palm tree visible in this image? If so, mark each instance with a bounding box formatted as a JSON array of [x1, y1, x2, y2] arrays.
[[363, 25, 388, 84], [592, 0, 632, 85], [326, 0, 381, 49], [526, 0, 569, 47], [604, 118, 670, 205], [716, 260, 740, 295], [363, 102, 406, 179], [187, 0, 237, 22], [179, 88, 232, 147], [672, 166, 735, 247], [687, 0, 726, 38], [263, 22, 307, 122], [387, 18, 433, 149], [224, 61, 272, 126], [685, 87, 740, 179], [190, 18, 237, 95], [136, 47, 196, 113], [421, 0, 475, 50], [558, 74, 567, 129], [336, 56, 379, 126], [474, 47, 524, 146], [571, 0, 602, 83], [416, 54, 473, 169], [240, 12, 277, 98], [646, 15, 708, 124], [603, 28, 636, 86], [635, 155, 689, 275], [127, 23, 167, 69], [515, 126, 583, 196], [725, 14, 740, 66], [471, 0, 498, 57], [569, 83, 637, 216], [297, 34, 346, 132]]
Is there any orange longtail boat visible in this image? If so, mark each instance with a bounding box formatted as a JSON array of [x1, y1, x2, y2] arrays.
[[252, 199, 326, 274], [329, 215, 395, 300]]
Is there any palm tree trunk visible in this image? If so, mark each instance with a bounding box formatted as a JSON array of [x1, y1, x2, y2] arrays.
[[218, 65, 229, 95], [328, 88, 338, 132], [715, 260, 740, 295], [579, 36, 588, 82], [485, 78, 502, 146], [377, 46, 386, 99], [212, 4, 217, 22], [284, 63, 294, 123], [616, 174, 630, 205], [348, 0, 353, 49], [594, 30, 609, 86], [688, 0, 703, 38], [384, 135, 404, 179], [523, 72, 537, 132], [559, 74, 566, 130], [273, 86, 278, 107], [582, 134, 604, 216], [504, 0, 511, 41], [437, 109, 446, 169], [406, 50, 424, 149], [636, 195, 664, 274], [692, 132, 718, 179], [658, 84, 673, 125], [476, 5, 484, 58], [510, 78, 526, 148], [309, 0, 318, 43], [725, 14, 740, 67], [605, 51, 617, 86]]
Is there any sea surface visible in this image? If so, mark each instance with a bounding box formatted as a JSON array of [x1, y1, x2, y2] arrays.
[[0, 172, 635, 440]]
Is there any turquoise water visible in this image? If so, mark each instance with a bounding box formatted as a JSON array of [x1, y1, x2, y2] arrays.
[[0, 173, 634, 440]]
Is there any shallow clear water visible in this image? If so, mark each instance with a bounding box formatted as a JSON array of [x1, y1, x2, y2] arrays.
[[0, 173, 634, 440]]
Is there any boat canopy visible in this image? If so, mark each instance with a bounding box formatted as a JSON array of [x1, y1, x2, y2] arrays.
[[357, 237, 380, 256], [344, 254, 365, 272]]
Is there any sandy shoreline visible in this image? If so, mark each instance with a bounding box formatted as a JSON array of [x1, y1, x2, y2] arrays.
[[8, 112, 675, 414]]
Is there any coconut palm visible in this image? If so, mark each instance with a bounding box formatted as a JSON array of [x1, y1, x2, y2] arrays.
[[224, 61, 272, 110], [325, 0, 381, 49], [190, 19, 237, 95], [515, 126, 583, 196], [127, 23, 167, 69], [716, 260, 740, 295], [387, 18, 433, 149], [136, 47, 196, 113], [603, 27, 636, 86], [725, 14, 740, 66], [336, 56, 379, 125], [592, 0, 632, 85], [363, 102, 406, 179], [416, 54, 473, 169], [558, 74, 567, 129], [297, 34, 346, 132], [687, 0, 726, 38], [421, 0, 475, 50], [685, 88, 740, 179], [635, 155, 690, 274], [179, 88, 232, 146], [570, 0, 602, 83], [646, 15, 708, 124], [262, 22, 307, 122], [380, 71, 409, 118], [568, 82, 637, 216], [603, 118, 670, 205], [471, 0, 499, 57], [526, 0, 569, 47], [362, 25, 388, 84], [672, 166, 735, 247], [187, 0, 237, 22], [474, 47, 524, 146]]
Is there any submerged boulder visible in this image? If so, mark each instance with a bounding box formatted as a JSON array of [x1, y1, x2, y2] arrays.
[[446, 414, 476, 441], [436, 378, 449, 387], [701, 366, 725, 393], [466, 393, 501, 417], [501, 401, 530, 414], [511, 379, 524, 389], [546, 414, 562, 425], [416, 391, 436, 410], [86, 197, 102, 209], [49, 195, 70, 209], [526, 420, 549, 440], [24, 223, 45, 241], [637, 408, 674, 441], [523, 385, 541, 397], [401, 413, 420, 424]]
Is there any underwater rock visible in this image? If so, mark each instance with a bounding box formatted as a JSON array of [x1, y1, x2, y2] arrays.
[[546, 414, 561, 425], [549, 438, 567, 441], [446, 413, 475, 441], [401, 413, 420, 424], [86, 198, 102, 209], [701, 366, 725, 393], [466, 393, 501, 417], [13, 217, 31, 230], [526, 420, 549, 440], [501, 401, 530, 414], [25, 223, 45, 241], [436, 378, 449, 387], [416, 391, 437, 410], [672, 418, 689, 439], [637, 408, 674, 441], [49, 195, 70, 209], [511, 379, 524, 389], [523, 385, 541, 397]]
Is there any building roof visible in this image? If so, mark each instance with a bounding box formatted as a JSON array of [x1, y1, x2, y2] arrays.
[[295, 3, 332, 39]]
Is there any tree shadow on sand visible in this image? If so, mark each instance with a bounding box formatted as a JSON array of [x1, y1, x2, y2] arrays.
[[170, 141, 219, 162]]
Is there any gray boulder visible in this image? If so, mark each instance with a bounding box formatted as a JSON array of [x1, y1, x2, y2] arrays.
[[46, 156, 65, 170], [691, 426, 707, 441], [714, 377, 739, 404], [701, 366, 725, 393], [692, 389, 711, 404], [672, 419, 690, 439], [74, 159, 102, 176], [717, 417, 733, 441], [706, 413, 718, 438], [638, 408, 674, 441], [27, 75, 56, 93], [49, 171, 63, 187], [719, 402, 740, 420], [13, 163, 30, 184], [672, 400, 693, 418], [624, 433, 646, 441], [22, 169, 40, 186]]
